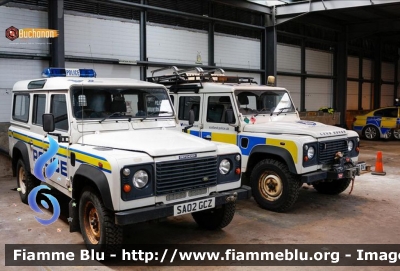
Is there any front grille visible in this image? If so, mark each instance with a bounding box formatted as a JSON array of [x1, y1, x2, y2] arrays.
[[155, 157, 217, 195], [318, 140, 348, 164]]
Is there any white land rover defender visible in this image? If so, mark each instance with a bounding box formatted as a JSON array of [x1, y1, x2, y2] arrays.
[[8, 68, 250, 253], [148, 66, 365, 212]]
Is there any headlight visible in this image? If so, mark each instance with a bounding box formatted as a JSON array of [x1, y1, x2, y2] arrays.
[[219, 159, 231, 175], [133, 170, 148, 188], [348, 141, 354, 151], [307, 146, 315, 159]]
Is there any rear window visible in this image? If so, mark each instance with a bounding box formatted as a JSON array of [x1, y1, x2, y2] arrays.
[[12, 94, 30, 123]]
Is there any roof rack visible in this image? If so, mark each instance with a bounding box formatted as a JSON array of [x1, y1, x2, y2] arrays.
[[147, 66, 257, 87]]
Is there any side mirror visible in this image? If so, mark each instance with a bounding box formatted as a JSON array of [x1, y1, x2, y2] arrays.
[[188, 109, 195, 126], [43, 113, 55, 133], [225, 109, 235, 124], [183, 109, 195, 133]]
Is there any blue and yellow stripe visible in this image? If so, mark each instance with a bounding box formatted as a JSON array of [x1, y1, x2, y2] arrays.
[[9, 130, 111, 173]]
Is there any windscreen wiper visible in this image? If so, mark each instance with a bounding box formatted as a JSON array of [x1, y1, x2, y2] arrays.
[[271, 107, 292, 116], [99, 112, 130, 123]]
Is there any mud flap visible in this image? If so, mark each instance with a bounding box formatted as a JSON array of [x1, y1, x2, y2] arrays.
[[69, 199, 80, 232]]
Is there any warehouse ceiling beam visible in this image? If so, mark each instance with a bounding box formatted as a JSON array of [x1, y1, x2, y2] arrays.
[[88, 0, 265, 30], [276, 0, 400, 17], [348, 18, 400, 40], [213, 0, 271, 14], [277, 13, 342, 30]]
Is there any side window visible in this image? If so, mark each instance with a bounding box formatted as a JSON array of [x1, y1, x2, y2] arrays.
[[373, 109, 384, 117], [207, 96, 236, 123], [375, 108, 397, 118], [51, 94, 69, 131], [178, 96, 200, 121], [385, 109, 398, 118], [12, 94, 30, 122], [169, 95, 174, 105], [32, 94, 46, 126]]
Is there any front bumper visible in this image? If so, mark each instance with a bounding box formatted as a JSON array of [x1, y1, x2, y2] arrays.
[[115, 185, 251, 226], [301, 162, 366, 184]]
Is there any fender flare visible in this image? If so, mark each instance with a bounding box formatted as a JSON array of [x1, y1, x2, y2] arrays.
[[73, 164, 114, 210], [13, 141, 31, 175], [249, 145, 297, 174]]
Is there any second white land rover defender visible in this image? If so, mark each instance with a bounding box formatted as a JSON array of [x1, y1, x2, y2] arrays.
[[148, 66, 365, 213]]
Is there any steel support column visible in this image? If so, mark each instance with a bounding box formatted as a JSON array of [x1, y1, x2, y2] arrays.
[[394, 58, 398, 100], [260, 16, 267, 85], [261, 7, 276, 85], [300, 26, 306, 112], [48, 0, 64, 67], [358, 53, 363, 110], [373, 39, 382, 108], [265, 26, 277, 83], [335, 31, 348, 127], [208, 2, 215, 66], [139, 0, 147, 80]]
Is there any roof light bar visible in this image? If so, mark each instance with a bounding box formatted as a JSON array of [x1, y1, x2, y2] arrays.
[[42, 68, 97, 78]]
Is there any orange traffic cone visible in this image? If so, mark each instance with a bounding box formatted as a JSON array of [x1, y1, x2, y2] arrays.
[[371, 151, 386, 176]]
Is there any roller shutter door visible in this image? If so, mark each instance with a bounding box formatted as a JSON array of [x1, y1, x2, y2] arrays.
[[0, 59, 47, 122]]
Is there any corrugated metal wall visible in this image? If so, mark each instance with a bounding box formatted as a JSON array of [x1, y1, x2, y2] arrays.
[[64, 14, 140, 61]]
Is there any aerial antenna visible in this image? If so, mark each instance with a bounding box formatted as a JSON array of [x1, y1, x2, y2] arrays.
[[80, 82, 86, 146], [89, 44, 95, 70]]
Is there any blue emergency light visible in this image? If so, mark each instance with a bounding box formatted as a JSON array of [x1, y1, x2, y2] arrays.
[[42, 68, 97, 78]]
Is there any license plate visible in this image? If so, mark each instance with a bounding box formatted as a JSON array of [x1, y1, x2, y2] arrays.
[[174, 198, 215, 216], [357, 162, 366, 171]]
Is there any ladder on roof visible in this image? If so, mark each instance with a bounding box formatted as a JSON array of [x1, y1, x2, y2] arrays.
[[147, 66, 256, 86]]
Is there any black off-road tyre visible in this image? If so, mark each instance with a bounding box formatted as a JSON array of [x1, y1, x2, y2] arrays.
[[192, 202, 235, 230], [250, 159, 301, 212], [16, 159, 39, 204], [79, 188, 123, 255], [313, 178, 351, 195]]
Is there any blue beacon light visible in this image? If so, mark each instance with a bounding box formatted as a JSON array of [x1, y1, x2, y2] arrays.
[[42, 68, 97, 78]]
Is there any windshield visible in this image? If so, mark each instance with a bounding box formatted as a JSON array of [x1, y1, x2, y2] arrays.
[[71, 86, 174, 120], [235, 89, 295, 115]]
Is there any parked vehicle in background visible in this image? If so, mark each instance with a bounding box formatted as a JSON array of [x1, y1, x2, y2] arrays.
[[352, 106, 400, 140], [148, 66, 366, 213]]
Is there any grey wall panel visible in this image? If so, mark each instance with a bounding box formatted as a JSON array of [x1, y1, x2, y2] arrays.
[[277, 44, 301, 73], [347, 56, 359, 78], [0, 59, 48, 122], [65, 14, 139, 61], [306, 49, 333, 76], [362, 83, 372, 110], [305, 78, 332, 111], [65, 62, 140, 79], [382, 62, 394, 82], [277, 76, 301, 109], [381, 84, 394, 107], [346, 81, 358, 110], [0, 6, 49, 55], [147, 25, 208, 65], [215, 34, 260, 69], [363, 59, 372, 80]]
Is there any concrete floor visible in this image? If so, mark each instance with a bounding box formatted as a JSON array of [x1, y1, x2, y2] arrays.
[[1, 139, 400, 271]]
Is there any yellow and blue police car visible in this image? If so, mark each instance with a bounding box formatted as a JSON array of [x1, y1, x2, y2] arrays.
[[353, 105, 400, 140]]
